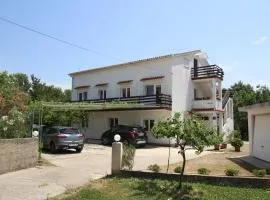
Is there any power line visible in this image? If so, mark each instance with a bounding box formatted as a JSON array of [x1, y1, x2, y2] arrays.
[[0, 16, 102, 55]]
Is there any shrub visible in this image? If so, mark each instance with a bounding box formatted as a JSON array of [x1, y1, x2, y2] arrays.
[[230, 138, 244, 148], [148, 164, 160, 172], [174, 166, 182, 173], [225, 168, 239, 176], [121, 144, 136, 170], [197, 167, 210, 175], [252, 169, 266, 177], [231, 130, 241, 139]]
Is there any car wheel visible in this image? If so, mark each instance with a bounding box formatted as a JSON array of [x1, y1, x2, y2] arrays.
[[49, 142, 57, 154], [76, 147, 83, 153], [101, 137, 109, 145]]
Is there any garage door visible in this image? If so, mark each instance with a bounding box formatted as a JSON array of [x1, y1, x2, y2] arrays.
[[253, 115, 270, 162]]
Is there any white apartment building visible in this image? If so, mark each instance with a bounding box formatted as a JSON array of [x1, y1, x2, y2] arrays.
[[69, 50, 234, 145]]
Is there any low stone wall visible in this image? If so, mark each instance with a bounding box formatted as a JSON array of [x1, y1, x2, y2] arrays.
[[120, 170, 270, 188], [0, 138, 38, 175]]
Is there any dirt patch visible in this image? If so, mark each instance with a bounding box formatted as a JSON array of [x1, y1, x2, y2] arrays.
[[160, 143, 265, 177]]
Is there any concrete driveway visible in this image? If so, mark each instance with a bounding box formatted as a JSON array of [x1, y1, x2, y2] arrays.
[[0, 144, 213, 200]]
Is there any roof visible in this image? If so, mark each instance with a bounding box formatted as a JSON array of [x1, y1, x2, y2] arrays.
[[69, 50, 201, 76], [239, 101, 270, 112]]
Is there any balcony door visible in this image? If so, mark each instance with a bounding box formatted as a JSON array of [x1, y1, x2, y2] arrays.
[[145, 85, 161, 96]]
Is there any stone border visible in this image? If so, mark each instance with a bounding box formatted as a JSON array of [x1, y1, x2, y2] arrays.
[[120, 170, 270, 188]]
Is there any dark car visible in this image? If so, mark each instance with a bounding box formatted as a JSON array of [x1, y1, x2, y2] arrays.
[[41, 126, 84, 153], [101, 125, 148, 146]]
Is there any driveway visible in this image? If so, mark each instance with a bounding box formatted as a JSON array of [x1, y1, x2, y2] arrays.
[[0, 144, 213, 200]]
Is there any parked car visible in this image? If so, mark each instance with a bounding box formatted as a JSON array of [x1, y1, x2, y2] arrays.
[[41, 126, 84, 153], [101, 125, 148, 147]]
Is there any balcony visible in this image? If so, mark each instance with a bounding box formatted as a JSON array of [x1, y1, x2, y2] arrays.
[[192, 99, 222, 111], [72, 94, 172, 109], [191, 65, 224, 80]]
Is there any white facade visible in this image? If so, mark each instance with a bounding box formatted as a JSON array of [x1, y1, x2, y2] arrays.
[[240, 102, 270, 162], [69, 50, 234, 145]]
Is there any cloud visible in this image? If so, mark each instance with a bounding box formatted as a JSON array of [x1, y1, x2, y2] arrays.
[[251, 36, 269, 45]]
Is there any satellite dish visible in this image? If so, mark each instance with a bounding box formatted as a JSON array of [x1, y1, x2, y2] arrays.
[[32, 130, 39, 137]]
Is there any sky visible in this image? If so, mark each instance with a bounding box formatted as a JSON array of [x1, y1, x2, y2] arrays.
[[0, 0, 269, 89]]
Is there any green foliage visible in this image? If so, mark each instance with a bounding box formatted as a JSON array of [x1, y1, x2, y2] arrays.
[[152, 113, 220, 153], [230, 138, 244, 148], [228, 82, 270, 140], [252, 169, 266, 177], [121, 144, 136, 170], [147, 164, 161, 172], [174, 166, 182, 173], [197, 168, 211, 175], [231, 130, 241, 139], [224, 168, 239, 176]]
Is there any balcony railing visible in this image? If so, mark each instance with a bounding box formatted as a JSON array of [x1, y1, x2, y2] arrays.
[[192, 99, 222, 110], [191, 65, 224, 80], [72, 94, 172, 107]]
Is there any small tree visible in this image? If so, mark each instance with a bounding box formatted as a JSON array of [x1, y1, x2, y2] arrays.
[[152, 112, 220, 190]]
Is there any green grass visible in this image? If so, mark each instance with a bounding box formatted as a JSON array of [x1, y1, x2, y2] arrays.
[[53, 176, 270, 200]]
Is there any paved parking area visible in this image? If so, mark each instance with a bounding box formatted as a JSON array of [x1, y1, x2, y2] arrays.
[[0, 144, 214, 200]]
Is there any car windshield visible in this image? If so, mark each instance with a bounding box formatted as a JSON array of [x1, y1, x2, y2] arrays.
[[60, 128, 79, 134], [133, 127, 144, 132]]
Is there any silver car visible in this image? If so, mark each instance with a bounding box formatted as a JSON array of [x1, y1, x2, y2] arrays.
[[42, 126, 84, 153]]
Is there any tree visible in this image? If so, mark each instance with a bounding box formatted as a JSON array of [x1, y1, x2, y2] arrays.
[[152, 112, 219, 190], [228, 81, 270, 140]]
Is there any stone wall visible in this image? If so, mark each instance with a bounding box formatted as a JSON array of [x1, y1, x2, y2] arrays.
[[0, 138, 38, 175], [120, 170, 270, 188]]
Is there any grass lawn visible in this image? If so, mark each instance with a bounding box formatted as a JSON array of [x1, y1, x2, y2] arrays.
[[52, 176, 270, 200]]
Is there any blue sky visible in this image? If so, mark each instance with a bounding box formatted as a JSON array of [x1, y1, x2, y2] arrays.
[[0, 0, 269, 89]]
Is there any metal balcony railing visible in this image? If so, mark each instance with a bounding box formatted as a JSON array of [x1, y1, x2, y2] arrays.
[[191, 65, 224, 80], [72, 94, 172, 107]]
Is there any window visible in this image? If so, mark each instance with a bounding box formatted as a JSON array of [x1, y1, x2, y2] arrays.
[[109, 118, 118, 128], [83, 91, 88, 100], [122, 88, 131, 98], [143, 119, 155, 131], [145, 85, 154, 96], [79, 93, 83, 101], [99, 89, 107, 99]]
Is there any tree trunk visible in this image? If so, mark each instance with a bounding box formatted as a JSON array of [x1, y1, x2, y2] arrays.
[[166, 138, 171, 173], [179, 145, 186, 190]]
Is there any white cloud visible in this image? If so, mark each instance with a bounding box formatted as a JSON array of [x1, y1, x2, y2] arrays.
[[251, 36, 269, 45]]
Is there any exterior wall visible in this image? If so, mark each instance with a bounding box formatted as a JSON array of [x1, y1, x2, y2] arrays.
[[171, 56, 193, 112], [245, 106, 270, 161], [0, 138, 38, 175], [222, 98, 234, 138], [71, 58, 173, 101], [80, 109, 172, 145]]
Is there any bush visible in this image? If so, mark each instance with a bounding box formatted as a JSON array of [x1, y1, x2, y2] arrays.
[[121, 144, 136, 170], [174, 166, 182, 173], [252, 169, 266, 177], [232, 130, 241, 139], [230, 138, 244, 148], [197, 168, 210, 175], [148, 164, 160, 172], [225, 168, 239, 176]]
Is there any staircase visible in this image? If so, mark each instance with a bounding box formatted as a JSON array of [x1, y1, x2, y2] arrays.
[[222, 91, 231, 109]]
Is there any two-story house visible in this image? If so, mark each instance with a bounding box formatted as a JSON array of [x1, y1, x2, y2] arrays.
[[69, 50, 234, 145]]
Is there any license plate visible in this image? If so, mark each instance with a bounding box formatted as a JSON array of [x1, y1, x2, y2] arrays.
[[69, 143, 78, 147], [137, 141, 146, 144]]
